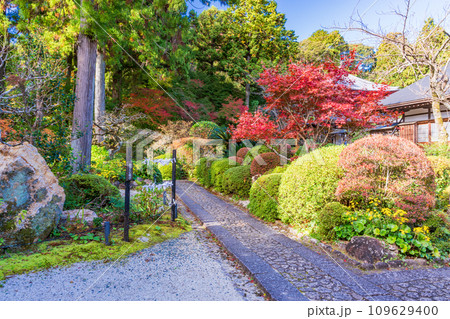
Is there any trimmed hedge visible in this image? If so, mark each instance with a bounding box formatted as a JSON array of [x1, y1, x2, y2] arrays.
[[236, 147, 250, 159], [222, 165, 252, 198], [210, 158, 239, 192], [313, 202, 348, 240], [278, 145, 346, 227], [228, 156, 243, 165], [271, 165, 289, 174], [248, 173, 282, 222], [243, 145, 272, 165], [250, 152, 280, 176], [195, 157, 216, 187], [60, 174, 121, 210]]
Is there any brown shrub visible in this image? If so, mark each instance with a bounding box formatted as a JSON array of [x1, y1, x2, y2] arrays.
[[250, 152, 281, 176]]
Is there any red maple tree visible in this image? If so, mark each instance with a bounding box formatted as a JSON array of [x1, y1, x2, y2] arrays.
[[126, 88, 181, 127], [231, 60, 396, 144], [231, 110, 278, 142]]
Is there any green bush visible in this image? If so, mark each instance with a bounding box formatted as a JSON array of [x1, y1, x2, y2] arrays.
[[222, 165, 252, 198], [195, 157, 216, 187], [243, 144, 272, 165], [427, 156, 450, 177], [190, 121, 220, 138], [278, 145, 345, 227], [60, 174, 121, 210], [210, 158, 238, 192], [248, 173, 282, 222], [424, 211, 450, 256], [158, 161, 187, 180], [91, 145, 126, 182], [423, 143, 450, 158], [313, 202, 348, 240], [429, 156, 450, 209], [271, 165, 289, 174], [135, 161, 163, 184]]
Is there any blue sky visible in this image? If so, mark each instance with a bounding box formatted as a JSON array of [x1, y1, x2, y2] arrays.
[[188, 0, 450, 47]]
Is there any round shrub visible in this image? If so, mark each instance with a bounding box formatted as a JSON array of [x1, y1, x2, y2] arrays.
[[278, 145, 346, 227], [236, 147, 250, 159], [250, 152, 281, 176], [60, 174, 121, 210], [210, 158, 239, 192], [158, 161, 187, 180], [336, 135, 436, 223], [314, 202, 348, 240], [228, 156, 243, 165], [135, 161, 163, 184], [190, 121, 220, 139], [428, 156, 450, 177], [195, 157, 216, 187], [222, 165, 252, 198], [271, 165, 289, 174], [243, 144, 272, 165], [248, 173, 282, 222]]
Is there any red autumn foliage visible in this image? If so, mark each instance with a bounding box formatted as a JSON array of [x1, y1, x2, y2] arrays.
[[126, 88, 181, 126], [230, 59, 396, 144], [236, 147, 251, 159], [230, 110, 278, 142], [218, 96, 248, 122], [0, 119, 14, 138], [250, 152, 281, 176], [336, 135, 436, 223]]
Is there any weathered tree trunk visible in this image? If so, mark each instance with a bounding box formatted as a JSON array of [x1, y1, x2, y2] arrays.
[[431, 92, 449, 144], [71, 0, 97, 173], [94, 49, 105, 144], [430, 67, 449, 144]]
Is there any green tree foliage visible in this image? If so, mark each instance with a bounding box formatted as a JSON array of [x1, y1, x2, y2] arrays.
[[298, 29, 348, 64], [370, 33, 417, 87], [193, 0, 298, 106]]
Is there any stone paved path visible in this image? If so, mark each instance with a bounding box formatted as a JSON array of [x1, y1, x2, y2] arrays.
[[178, 181, 450, 301], [0, 207, 265, 301]]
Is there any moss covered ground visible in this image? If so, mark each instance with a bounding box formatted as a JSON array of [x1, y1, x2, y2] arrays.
[[0, 215, 191, 281]]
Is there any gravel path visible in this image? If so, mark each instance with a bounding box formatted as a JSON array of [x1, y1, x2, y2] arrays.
[[0, 208, 265, 301], [177, 181, 450, 301]]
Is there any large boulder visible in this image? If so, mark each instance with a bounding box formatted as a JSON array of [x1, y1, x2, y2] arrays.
[[345, 236, 393, 264], [0, 143, 65, 246]]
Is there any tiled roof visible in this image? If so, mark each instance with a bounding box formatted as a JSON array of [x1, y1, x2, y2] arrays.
[[382, 67, 450, 107]]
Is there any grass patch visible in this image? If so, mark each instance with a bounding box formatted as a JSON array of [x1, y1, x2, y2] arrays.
[[0, 214, 191, 281]]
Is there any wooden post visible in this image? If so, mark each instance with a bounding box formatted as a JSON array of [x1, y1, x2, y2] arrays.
[[171, 149, 177, 222]]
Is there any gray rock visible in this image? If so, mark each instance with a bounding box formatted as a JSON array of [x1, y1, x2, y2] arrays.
[[60, 209, 98, 226], [0, 143, 65, 245], [346, 236, 388, 264], [138, 236, 150, 243]]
